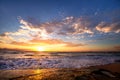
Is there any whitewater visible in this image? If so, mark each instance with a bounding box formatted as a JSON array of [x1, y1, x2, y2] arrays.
[[0, 51, 120, 70]]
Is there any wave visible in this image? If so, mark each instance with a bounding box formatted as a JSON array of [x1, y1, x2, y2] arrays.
[[0, 53, 120, 69]]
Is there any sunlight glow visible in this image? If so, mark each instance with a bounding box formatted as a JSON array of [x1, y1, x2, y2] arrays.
[[37, 47, 45, 51]]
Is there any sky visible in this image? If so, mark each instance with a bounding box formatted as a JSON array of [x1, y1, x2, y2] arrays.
[[0, 0, 120, 51]]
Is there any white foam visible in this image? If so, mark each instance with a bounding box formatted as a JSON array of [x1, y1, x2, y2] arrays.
[[0, 52, 120, 69]]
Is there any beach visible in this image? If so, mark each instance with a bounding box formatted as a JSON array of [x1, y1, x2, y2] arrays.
[[0, 63, 120, 80], [1, 0, 120, 79], [0, 50, 120, 80]]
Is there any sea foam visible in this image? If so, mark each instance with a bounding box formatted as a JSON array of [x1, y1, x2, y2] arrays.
[[0, 52, 120, 69]]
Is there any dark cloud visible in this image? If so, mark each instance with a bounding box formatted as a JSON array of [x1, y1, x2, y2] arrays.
[[20, 16, 94, 36]]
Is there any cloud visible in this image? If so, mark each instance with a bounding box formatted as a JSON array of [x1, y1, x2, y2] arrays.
[[0, 32, 14, 43], [30, 39, 84, 47], [114, 45, 120, 50], [72, 23, 93, 34], [19, 18, 52, 39], [0, 16, 92, 44], [30, 39, 63, 44], [0, 16, 120, 50], [0, 41, 3, 43], [3, 38, 85, 50], [65, 42, 85, 47], [96, 21, 120, 33], [57, 16, 94, 35], [0, 16, 119, 43], [11, 41, 31, 46], [19, 16, 94, 36], [0, 30, 31, 43]]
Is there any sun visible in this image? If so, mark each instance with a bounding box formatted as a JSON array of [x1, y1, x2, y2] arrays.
[[37, 47, 45, 51]]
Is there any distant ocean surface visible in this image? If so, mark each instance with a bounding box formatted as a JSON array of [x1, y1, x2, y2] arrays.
[[0, 50, 120, 70]]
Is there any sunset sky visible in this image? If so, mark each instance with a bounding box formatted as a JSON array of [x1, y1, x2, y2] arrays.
[[0, 0, 120, 51]]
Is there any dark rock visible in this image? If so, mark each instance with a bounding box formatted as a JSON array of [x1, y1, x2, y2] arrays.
[[70, 74, 75, 78], [39, 63, 42, 65], [75, 75, 89, 80], [115, 60, 120, 63], [91, 69, 116, 79]]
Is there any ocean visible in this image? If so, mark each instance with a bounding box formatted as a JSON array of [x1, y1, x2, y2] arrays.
[[0, 50, 120, 70]]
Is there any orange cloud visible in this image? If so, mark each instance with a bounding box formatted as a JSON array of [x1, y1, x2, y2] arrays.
[[0, 41, 3, 43], [0, 33, 14, 43], [114, 45, 120, 51], [96, 22, 120, 33], [0, 16, 120, 51], [65, 42, 85, 47], [0, 38, 85, 51], [29, 39, 84, 47]]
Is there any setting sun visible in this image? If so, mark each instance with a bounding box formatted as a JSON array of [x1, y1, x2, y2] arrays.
[[37, 47, 45, 51]]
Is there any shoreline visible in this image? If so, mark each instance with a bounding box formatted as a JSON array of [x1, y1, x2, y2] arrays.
[[89, 62, 120, 73], [0, 62, 120, 80]]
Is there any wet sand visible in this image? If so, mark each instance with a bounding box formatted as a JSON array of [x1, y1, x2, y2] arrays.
[[0, 63, 120, 80], [91, 62, 120, 73]]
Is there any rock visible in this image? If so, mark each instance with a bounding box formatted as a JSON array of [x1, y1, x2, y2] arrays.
[[75, 75, 89, 80], [91, 69, 116, 77], [115, 60, 120, 63]]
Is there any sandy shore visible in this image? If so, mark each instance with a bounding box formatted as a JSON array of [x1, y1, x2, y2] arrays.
[[90, 62, 120, 73], [0, 63, 120, 80]]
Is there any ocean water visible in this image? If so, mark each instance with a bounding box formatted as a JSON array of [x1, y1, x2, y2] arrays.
[[0, 50, 120, 70]]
